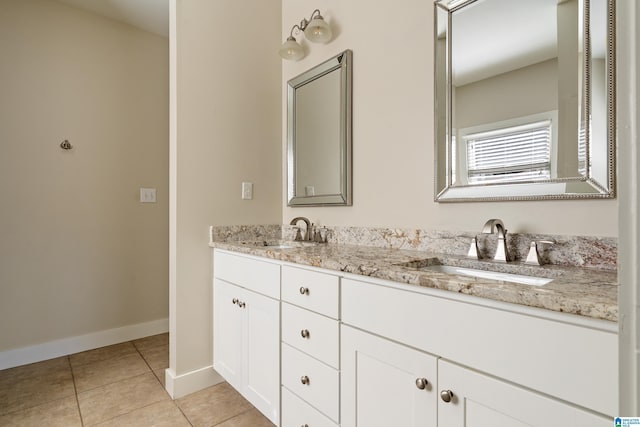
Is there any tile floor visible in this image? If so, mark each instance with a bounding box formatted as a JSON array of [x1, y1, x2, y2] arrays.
[[0, 333, 274, 426]]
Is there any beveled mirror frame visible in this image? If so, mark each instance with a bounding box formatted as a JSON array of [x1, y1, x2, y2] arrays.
[[434, 0, 616, 202], [287, 50, 353, 206]]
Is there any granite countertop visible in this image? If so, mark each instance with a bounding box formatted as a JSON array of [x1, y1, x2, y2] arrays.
[[211, 240, 618, 322]]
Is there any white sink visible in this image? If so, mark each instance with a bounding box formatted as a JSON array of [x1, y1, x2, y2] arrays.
[[425, 265, 553, 286], [263, 244, 295, 249], [245, 240, 317, 250]]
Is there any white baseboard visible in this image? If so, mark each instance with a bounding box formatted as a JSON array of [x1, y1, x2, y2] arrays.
[[0, 317, 169, 371], [164, 365, 224, 399]]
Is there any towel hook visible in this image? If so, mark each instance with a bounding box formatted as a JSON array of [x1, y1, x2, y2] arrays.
[[60, 139, 73, 150]]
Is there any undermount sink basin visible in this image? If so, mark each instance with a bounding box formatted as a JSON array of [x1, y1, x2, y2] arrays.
[[425, 265, 553, 286], [263, 244, 296, 249], [242, 240, 317, 250]]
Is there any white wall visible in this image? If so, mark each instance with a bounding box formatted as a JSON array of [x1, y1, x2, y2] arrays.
[[281, 0, 617, 237], [170, 0, 282, 388], [0, 0, 169, 354]]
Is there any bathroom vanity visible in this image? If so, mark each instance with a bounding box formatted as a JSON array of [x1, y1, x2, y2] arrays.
[[211, 240, 617, 427]]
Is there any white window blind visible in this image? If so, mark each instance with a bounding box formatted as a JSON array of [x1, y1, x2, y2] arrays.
[[465, 120, 552, 184], [578, 123, 588, 176]]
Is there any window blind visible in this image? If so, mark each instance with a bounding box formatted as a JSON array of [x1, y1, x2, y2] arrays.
[[465, 120, 552, 184]]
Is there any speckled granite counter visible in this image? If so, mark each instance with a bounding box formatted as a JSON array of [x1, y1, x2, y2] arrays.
[[211, 240, 618, 322]]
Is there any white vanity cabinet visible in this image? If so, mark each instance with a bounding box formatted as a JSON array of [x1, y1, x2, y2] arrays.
[[280, 265, 341, 427], [212, 248, 617, 427], [213, 251, 280, 425], [341, 277, 616, 426]]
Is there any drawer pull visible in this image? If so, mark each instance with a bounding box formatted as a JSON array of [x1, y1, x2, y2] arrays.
[[440, 389, 454, 403], [415, 377, 428, 390], [299, 286, 310, 295], [300, 329, 310, 338], [300, 375, 310, 385]]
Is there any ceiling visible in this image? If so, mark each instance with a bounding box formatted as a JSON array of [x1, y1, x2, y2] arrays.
[[55, 0, 169, 37]]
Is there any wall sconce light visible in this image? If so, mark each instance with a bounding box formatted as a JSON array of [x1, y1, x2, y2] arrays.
[[279, 9, 333, 61]]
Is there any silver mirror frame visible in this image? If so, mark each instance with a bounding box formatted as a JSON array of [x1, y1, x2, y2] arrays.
[[434, 0, 616, 202], [287, 50, 353, 206]]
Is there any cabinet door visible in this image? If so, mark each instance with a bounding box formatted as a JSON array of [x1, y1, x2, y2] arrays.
[[438, 360, 611, 427], [243, 288, 280, 425], [213, 279, 243, 391], [341, 325, 437, 427]]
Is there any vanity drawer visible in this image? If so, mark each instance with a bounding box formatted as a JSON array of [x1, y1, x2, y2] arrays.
[[282, 266, 340, 318], [281, 386, 338, 427], [214, 250, 280, 299], [281, 343, 339, 422], [282, 302, 340, 368]]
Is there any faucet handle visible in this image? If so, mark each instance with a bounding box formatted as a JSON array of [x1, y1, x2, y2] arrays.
[[467, 237, 480, 259], [292, 226, 303, 241], [525, 240, 555, 265]]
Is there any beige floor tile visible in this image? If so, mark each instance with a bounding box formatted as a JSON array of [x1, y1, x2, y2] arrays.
[[177, 382, 253, 427], [153, 369, 166, 387], [0, 357, 70, 386], [0, 396, 82, 427], [70, 342, 137, 368], [215, 407, 275, 427], [133, 333, 169, 353], [77, 372, 170, 426], [72, 352, 150, 392], [139, 344, 169, 371], [0, 368, 75, 415], [92, 400, 190, 427]]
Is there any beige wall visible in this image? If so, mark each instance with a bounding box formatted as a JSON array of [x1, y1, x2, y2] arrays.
[[281, 0, 617, 237], [455, 59, 558, 129], [172, 0, 282, 376], [0, 0, 169, 352]]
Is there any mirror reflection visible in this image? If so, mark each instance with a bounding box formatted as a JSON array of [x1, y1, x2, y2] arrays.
[[435, 0, 615, 201], [287, 50, 352, 206]]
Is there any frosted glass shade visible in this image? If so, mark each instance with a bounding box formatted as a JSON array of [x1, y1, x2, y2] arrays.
[[279, 37, 304, 61], [304, 16, 332, 43]]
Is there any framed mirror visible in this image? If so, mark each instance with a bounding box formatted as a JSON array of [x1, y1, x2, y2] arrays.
[[434, 0, 615, 202], [287, 50, 353, 206]]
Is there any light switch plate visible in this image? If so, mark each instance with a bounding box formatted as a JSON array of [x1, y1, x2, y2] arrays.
[[140, 188, 156, 203], [242, 182, 253, 200]]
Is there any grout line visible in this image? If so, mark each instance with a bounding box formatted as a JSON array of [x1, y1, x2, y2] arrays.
[[68, 355, 86, 427], [173, 401, 195, 427]]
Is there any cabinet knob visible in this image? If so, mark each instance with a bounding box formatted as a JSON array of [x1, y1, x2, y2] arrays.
[[440, 389, 454, 403], [300, 329, 310, 338], [300, 375, 310, 385], [299, 286, 310, 295], [415, 377, 428, 390], [232, 298, 238, 305]]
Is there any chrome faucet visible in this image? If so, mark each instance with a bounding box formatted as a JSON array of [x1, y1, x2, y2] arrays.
[[482, 219, 509, 262], [289, 217, 312, 241]]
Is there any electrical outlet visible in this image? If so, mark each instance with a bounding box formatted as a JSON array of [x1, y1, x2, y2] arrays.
[[242, 182, 253, 200], [140, 188, 156, 203]]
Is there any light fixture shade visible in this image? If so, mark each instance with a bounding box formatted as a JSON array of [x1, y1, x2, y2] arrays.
[[304, 16, 332, 43], [279, 37, 305, 61]]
